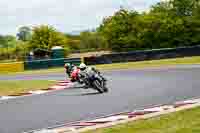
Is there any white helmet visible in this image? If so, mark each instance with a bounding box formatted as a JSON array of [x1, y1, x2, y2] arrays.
[[79, 63, 87, 70]]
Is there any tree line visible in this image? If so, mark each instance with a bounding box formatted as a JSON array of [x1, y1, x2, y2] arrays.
[[0, 0, 199, 61], [98, 0, 200, 51]]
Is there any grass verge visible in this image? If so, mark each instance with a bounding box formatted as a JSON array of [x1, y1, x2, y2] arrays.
[[0, 80, 56, 96], [85, 106, 200, 133], [2, 56, 200, 75]]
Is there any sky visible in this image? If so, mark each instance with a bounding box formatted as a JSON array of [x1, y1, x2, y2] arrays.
[[0, 0, 160, 35]]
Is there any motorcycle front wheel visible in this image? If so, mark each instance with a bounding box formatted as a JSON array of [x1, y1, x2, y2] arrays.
[[93, 80, 104, 93]]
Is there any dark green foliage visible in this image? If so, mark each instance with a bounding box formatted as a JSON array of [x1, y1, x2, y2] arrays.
[[98, 0, 200, 51], [30, 25, 68, 51], [80, 31, 108, 50], [17, 26, 31, 41]]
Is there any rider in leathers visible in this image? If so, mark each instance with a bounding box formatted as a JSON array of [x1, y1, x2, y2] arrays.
[[64, 63, 77, 81], [78, 63, 106, 88]]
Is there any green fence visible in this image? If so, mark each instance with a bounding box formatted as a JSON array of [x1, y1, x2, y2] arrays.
[[24, 58, 81, 70]]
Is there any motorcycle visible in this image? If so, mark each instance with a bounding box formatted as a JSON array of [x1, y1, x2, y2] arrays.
[[69, 66, 108, 93], [79, 72, 108, 93], [70, 68, 82, 83]]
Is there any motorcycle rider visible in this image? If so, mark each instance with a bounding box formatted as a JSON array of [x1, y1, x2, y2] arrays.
[[64, 63, 76, 80], [78, 63, 106, 88]]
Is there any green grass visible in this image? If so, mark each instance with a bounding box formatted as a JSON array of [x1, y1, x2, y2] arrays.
[[2, 56, 200, 75], [0, 80, 56, 96], [0, 67, 65, 76], [85, 107, 200, 133]]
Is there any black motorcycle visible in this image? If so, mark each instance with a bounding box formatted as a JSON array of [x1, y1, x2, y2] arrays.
[[79, 72, 108, 93]]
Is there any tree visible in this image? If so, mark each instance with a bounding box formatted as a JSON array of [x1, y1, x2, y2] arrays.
[[4, 35, 17, 48], [150, 1, 172, 14], [30, 25, 68, 51], [97, 0, 200, 52], [98, 8, 140, 51], [0, 35, 16, 48], [172, 0, 194, 16], [17, 26, 31, 41], [65, 34, 81, 51], [0, 35, 7, 48], [193, 0, 200, 17], [0, 35, 18, 60], [79, 31, 108, 51]]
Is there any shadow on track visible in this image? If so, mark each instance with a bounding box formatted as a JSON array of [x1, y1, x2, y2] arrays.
[[59, 91, 101, 97], [80, 92, 100, 96]]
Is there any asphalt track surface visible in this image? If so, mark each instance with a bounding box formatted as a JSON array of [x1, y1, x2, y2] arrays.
[[1, 65, 200, 133]]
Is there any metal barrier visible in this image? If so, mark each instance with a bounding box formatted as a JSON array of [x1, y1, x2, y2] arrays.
[[1, 45, 200, 71], [24, 58, 81, 70], [84, 45, 200, 65]]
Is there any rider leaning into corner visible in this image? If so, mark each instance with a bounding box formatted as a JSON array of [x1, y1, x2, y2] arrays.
[[64, 63, 73, 77], [78, 63, 106, 88], [64, 62, 106, 88], [64, 63, 77, 80]]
